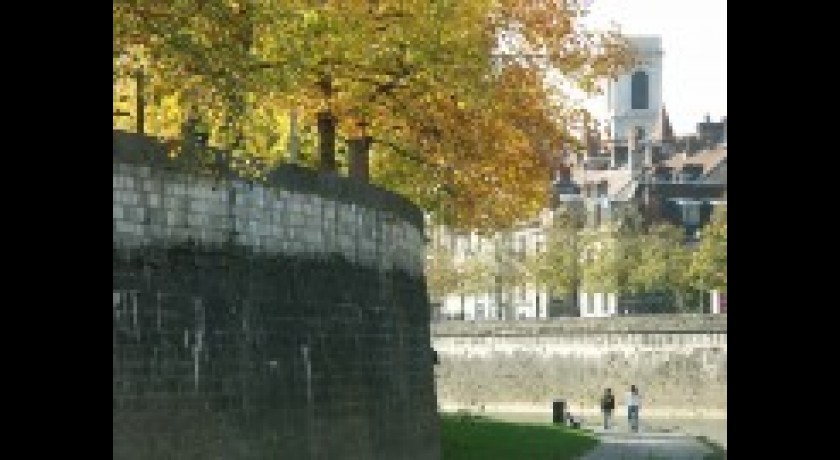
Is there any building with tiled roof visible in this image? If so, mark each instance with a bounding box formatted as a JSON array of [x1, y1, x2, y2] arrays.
[[431, 35, 726, 322]]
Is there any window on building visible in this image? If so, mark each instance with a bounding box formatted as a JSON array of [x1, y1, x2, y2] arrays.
[[683, 165, 703, 182], [683, 203, 700, 227], [635, 127, 646, 144], [655, 167, 672, 182], [631, 71, 649, 110], [594, 202, 602, 228], [615, 146, 628, 168], [598, 181, 608, 197], [602, 200, 611, 224], [652, 145, 662, 161]]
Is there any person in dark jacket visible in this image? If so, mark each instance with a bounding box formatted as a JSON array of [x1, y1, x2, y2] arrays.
[[600, 388, 616, 430]]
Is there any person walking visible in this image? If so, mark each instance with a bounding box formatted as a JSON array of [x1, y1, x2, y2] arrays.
[[627, 385, 641, 433], [600, 388, 615, 430]]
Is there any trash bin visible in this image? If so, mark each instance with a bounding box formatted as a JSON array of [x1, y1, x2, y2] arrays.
[[552, 399, 566, 425]]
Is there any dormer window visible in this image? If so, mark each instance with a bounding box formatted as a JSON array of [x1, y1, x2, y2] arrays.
[[655, 167, 672, 182], [597, 181, 609, 197], [682, 164, 703, 182]]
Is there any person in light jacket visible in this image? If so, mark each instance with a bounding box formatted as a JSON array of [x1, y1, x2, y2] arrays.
[[626, 385, 641, 433]]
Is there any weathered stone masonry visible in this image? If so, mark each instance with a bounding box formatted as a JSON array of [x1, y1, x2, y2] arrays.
[[432, 315, 726, 419], [113, 131, 440, 460]]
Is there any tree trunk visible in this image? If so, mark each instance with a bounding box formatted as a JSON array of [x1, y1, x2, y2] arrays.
[[288, 108, 300, 163], [135, 69, 145, 135], [347, 136, 371, 181], [317, 111, 337, 172]]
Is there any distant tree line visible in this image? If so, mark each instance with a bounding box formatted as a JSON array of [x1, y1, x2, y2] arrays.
[[426, 205, 727, 315]]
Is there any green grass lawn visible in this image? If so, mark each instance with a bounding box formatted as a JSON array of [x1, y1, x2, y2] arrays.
[[440, 413, 599, 460]]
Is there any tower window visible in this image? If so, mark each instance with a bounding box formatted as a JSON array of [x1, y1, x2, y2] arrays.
[[635, 127, 646, 143], [631, 71, 649, 110]]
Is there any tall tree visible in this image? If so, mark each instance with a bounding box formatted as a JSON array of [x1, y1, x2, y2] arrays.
[[425, 233, 459, 305], [365, 0, 633, 230], [114, 0, 633, 230], [490, 231, 532, 320], [114, 0, 301, 172], [525, 205, 585, 314], [690, 205, 727, 293], [580, 226, 621, 294], [625, 223, 694, 311]]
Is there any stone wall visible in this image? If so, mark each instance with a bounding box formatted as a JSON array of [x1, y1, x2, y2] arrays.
[[432, 315, 726, 418], [113, 131, 439, 460]]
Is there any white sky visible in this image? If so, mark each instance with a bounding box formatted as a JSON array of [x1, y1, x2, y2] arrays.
[[580, 0, 727, 136]]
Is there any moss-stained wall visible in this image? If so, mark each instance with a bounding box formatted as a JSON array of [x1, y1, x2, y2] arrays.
[[113, 131, 439, 460]]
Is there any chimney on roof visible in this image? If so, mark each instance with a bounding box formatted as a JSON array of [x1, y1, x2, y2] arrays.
[[722, 116, 727, 145], [586, 121, 599, 157], [685, 137, 697, 156], [705, 113, 711, 123]]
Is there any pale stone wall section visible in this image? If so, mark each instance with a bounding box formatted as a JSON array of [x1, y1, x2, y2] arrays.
[[432, 315, 727, 418], [113, 163, 424, 276]]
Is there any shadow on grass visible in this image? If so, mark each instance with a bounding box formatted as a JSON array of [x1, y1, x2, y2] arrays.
[[696, 435, 727, 460], [441, 413, 599, 460]]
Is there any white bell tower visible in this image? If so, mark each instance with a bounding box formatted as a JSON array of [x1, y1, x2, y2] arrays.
[[607, 36, 663, 149]]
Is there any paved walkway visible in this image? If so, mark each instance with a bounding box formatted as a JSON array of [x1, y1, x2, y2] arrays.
[[577, 427, 713, 460], [477, 412, 725, 458], [479, 412, 726, 454]]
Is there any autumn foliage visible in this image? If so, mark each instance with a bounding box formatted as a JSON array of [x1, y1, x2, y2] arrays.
[[114, 0, 633, 231]]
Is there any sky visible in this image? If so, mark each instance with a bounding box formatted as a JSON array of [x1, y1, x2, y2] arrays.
[[579, 0, 727, 136]]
